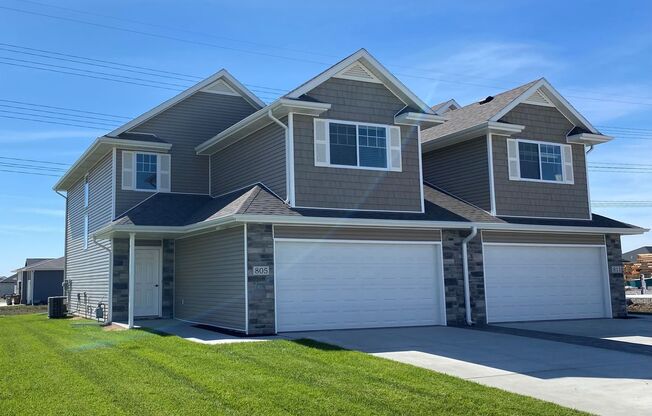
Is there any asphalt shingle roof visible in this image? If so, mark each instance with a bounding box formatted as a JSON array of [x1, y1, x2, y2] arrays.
[[422, 79, 540, 143], [112, 183, 638, 232]]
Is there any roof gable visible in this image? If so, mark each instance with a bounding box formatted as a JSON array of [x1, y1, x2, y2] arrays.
[[491, 78, 598, 134], [285, 49, 434, 114], [108, 69, 264, 137]]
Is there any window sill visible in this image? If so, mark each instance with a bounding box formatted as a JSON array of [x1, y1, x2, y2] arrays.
[[509, 177, 574, 185], [315, 163, 396, 172]]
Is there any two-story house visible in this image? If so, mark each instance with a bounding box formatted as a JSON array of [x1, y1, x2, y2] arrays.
[[54, 49, 646, 334]]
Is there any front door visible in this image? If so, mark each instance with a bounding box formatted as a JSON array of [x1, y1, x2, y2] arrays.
[[134, 247, 161, 317]]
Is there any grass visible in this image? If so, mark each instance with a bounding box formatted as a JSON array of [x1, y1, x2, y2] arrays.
[[0, 314, 586, 416], [0, 304, 47, 316]]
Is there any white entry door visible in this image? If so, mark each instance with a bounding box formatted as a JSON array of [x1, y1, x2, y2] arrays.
[[483, 244, 611, 323], [134, 247, 161, 317], [275, 240, 445, 332]]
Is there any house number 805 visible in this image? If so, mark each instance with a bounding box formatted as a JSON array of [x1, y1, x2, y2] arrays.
[[253, 266, 270, 276]]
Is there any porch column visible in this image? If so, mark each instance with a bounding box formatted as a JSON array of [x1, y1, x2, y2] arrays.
[[128, 232, 135, 329]]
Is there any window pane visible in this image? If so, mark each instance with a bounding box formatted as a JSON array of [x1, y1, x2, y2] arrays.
[[136, 153, 157, 190], [518, 142, 540, 179], [329, 123, 357, 166], [540, 144, 563, 181], [359, 125, 387, 168]]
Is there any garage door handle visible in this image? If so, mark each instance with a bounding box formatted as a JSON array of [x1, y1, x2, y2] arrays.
[[154, 284, 159, 287]]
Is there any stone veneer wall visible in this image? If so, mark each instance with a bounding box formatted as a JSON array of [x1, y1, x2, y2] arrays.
[[111, 238, 174, 323], [606, 234, 627, 318], [441, 230, 486, 325], [246, 224, 276, 335]]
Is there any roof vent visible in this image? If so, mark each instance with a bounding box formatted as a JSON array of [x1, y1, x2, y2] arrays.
[[478, 96, 494, 105], [524, 88, 555, 107], [334, 62, 381, 83], [201, 79, 239, 96]]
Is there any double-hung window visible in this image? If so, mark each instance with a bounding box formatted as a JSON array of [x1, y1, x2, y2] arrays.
[[507, 138, 574, 184], [314, 119, 402, 171], [121, 151, 171, 192]]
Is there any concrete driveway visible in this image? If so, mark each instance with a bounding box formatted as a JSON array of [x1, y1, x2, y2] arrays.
[[496, 315, 652, 347], [284, 325, 652, 416]]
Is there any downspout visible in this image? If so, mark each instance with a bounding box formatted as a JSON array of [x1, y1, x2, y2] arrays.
[[267, 109, 291, 205], [55, 190, 69, 310], [462, 226, 478, 325], [586, 145, 595, 154]]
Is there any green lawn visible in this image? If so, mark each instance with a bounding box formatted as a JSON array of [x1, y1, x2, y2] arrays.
[[0, 314, 585, 415]]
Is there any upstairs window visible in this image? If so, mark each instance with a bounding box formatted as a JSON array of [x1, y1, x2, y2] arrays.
[[507, 139, 573, 184], [121, 151, 171, 192], [136, 153, 158, 190], [314, 119, 401, 171]]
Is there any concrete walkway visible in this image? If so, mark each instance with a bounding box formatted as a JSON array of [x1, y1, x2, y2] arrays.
[[134, 319, 276, 345], [283, 326, 652, 416]]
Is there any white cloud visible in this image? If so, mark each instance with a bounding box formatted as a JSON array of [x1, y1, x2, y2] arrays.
[[561, 84, 652, 124]]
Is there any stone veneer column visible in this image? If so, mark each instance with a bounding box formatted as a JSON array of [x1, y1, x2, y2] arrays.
[[441, 229, 486, 326], [111, 238, 129, 322], [605, 234, 627, 318], [246, 224, 275, 335], [161, 239, 175, 319]]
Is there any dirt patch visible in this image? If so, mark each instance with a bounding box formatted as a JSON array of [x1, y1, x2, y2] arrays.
[[102, 323, 127, 331], [628, 303, 652, 314]]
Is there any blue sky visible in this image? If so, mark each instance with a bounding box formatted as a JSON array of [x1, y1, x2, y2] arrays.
[[0, 0, 651, 276]]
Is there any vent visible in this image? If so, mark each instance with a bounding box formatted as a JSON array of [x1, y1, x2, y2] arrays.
[[479, 96, 494, 105], [524, 88, 555, 107], [201, 79, 239, 96], [334, 62, 381, 83]]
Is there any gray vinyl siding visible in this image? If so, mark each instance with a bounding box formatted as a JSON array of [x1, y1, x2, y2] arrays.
[[482, 231, 605, 245], [493, 103, 591, 219], [115, 92, 257, 215], [422, 137, 491, 210], [32, 270, 64, 304], [114, 148, 161, 217], [274, 226, 442, 242], [210, 121, 286, 198], [174, 226, 246, 331], [65, 152, 113, 316], [293, 78, 422, 212]]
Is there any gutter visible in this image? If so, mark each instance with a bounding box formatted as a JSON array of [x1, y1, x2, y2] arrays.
[[461, 227, 477, 325]]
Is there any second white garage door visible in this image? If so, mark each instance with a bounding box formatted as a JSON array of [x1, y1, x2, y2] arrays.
[[275, 240, 445, 332], [484, 244, 611, 323]]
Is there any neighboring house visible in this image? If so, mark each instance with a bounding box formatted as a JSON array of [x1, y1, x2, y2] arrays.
[[53, 49, 646, 335], [0, 274, 16, 297], [622, 246, 652, 263], [14, 257, 64, 305]]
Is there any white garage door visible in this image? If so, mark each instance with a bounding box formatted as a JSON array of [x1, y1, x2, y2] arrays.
[[484, 244, 611, 323], [275, 240, 445, 332]]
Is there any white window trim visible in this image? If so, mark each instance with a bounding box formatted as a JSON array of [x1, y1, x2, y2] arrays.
[[83, 175, 89, 208], [510, 138, 574, 185], [83, 213, 89, 250], [121, 151, 171, 192], [315, 118, 400, 172]]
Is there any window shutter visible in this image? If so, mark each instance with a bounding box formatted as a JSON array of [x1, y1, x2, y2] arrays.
[[562, 145, 574, 184], [314, 119, 329, 166], [388, 126, 402, 172], [158, 154, 171, 192], [121, 151, 134, 190], [506, 139, 520, 180]]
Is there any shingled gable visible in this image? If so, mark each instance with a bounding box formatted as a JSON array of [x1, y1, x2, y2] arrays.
[[421, 78, 612, 150]]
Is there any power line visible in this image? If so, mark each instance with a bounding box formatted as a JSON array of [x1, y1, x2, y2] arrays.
[[0, 109, 117, 127], [0, 114, 106, 130], [0, 161, 67, 172], [0, 168, 59, 177], [0, 156, 70, 166], [0, 103, 128, 124], [4, 4, 652, 107], [0, 99, 130, 119]]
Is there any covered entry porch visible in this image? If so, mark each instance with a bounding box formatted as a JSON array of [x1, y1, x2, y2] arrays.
[[111, 234, 175, 327]]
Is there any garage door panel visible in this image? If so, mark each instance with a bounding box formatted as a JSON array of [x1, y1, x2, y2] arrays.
[[484, 245, 609, 323], [275, 241, 443, 331]]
